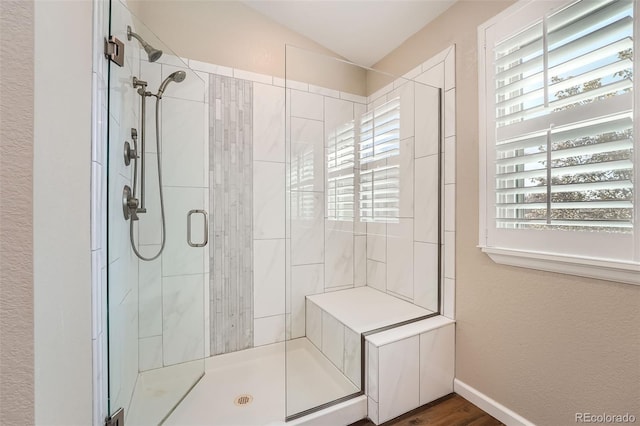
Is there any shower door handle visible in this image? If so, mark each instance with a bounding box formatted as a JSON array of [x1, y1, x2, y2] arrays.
[[187, 209, 208, 248]]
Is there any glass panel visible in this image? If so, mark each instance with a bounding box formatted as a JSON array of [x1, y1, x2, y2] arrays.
[[107, 1, 207, 423], [285, 45, 442, 419]]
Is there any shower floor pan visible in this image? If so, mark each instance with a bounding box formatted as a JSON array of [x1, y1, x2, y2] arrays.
[[127, 288, 434, 425], [126, 338, 359, 426]]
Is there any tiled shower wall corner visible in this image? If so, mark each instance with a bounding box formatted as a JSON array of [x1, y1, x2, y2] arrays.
[[364, 46, 456, 319], [363, 81, 440, 312]]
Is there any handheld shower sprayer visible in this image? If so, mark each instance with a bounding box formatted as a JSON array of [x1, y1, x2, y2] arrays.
[[127, 25, 163, 62], [157, 71, 187, 99], [126, 70, 187, 261]]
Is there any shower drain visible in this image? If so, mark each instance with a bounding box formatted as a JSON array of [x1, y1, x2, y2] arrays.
[[234, 394, 253, 406]]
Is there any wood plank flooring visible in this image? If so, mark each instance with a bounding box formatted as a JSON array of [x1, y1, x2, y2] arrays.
[[349, 394, 505, 426]]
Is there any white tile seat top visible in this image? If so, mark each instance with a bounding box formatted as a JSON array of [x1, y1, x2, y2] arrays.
[[306, 287, 434, 335]]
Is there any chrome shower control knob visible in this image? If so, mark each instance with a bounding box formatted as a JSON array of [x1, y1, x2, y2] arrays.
[[122, 185, 139, 221], [124, 141, 138, 166]]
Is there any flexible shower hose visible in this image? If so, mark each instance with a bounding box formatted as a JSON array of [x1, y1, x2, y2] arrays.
[[129, 96, 166, 261]]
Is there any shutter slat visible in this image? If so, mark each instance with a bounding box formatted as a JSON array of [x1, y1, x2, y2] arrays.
[[547, 0, 632, 50], [497, 137, 632, 167], [497, 200, 632, 209], [551, 114, 632, 142], [547, 0, 616, 32], [497, 179, 633, 195], [549, 59, 631, 94], [551, 78, 632, 109], [497, 158, 632, 180], [549, 37, 632, 79], [496, 36, 632, 91], [497, 218, 633, 227], [494, 58, 632, 112], [498, 79, 632, 123], [548, 15, 633, 67]]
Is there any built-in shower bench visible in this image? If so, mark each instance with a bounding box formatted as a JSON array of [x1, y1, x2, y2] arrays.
[[305, 287, 455, 425], [307, 287, 433, 334]]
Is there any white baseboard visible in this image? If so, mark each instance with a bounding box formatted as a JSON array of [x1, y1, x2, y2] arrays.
[[454, 379, 535, 426]]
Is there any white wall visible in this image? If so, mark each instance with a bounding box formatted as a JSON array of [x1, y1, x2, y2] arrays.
[[34, 0, 94, 424]]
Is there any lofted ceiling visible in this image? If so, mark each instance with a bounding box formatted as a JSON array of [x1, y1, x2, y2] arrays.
[[242, 0, 457, 67]]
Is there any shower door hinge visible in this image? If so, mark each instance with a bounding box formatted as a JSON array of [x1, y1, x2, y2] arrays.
[[105, 408, 124, 426], [104, 36, 125, 67]]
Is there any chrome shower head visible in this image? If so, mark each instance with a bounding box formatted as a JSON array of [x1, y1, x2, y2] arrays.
[[127, 25, 163, 62], [144, 45, 163, 63], [157, 71, 187, 99]]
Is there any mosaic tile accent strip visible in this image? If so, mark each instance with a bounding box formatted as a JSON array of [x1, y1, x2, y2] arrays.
[[210, 75, 254, 355]]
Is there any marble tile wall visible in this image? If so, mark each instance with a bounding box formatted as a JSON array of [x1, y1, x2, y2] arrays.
[[134, 50, 208, 370], [364, 46, 457, 318], [252, 80, 287, 347], [365, 319, 455, 425], [210, 75, 254, 355], [306, 299, 361, 387]]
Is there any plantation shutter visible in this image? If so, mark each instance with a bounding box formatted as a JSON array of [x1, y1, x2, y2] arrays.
[[327, 121, 356, 221], [493, 0, 634, 233], [359, 98, 401, 222]]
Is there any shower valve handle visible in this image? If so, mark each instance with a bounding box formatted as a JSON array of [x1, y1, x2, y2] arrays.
[[122, 185, 140, 221], [124, 141, 138, 166]]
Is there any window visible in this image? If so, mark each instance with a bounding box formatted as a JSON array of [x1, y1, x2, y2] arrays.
[[325, 97, 401, 223], [479, 0, 639, 284], [327, 121, 356, 221], [358, 98, 401, 223]]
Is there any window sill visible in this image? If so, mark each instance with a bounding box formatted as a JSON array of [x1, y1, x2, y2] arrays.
[[480, 246, 640, 286]]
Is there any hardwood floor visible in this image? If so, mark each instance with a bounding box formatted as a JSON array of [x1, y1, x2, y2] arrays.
[[349, 394, 505, 426]]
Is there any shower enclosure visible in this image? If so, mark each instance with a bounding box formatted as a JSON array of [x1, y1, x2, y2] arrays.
[[105, 1, 443, 424]]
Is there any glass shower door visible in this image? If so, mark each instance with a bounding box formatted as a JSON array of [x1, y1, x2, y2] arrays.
[[106, 1, 208, 424]]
